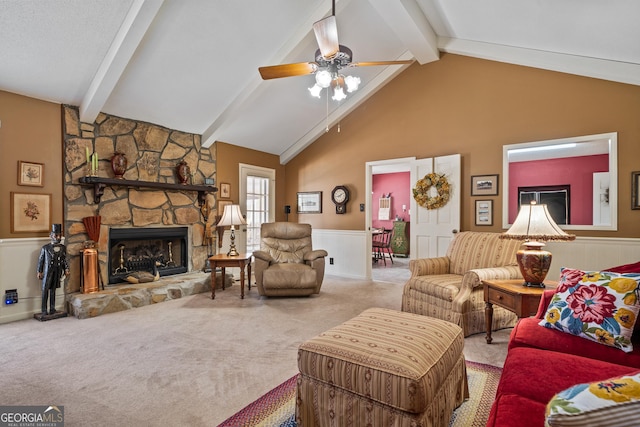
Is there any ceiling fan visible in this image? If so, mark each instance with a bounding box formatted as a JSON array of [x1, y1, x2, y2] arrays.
[[258, 0, 413, 101]]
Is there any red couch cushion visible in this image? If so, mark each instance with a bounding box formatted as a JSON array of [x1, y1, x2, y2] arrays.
[[487, 393, 547, 427], [604, 261, 640, 274], [509, 316, 640, 369], [496, 347, 637, 405]]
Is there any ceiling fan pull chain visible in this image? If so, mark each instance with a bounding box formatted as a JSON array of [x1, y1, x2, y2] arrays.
[[325, 88, 330, 132]]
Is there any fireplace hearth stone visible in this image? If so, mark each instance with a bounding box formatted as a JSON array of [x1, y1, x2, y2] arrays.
[[66, 271, 233, 319]]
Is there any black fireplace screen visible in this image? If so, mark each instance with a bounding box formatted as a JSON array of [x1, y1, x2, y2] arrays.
[[108, 227, 188, 284]]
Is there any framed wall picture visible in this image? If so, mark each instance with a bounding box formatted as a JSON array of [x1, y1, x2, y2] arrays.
[[475, 200, 493, 226], [18, 161, 44, 187], [297, 191, 322, 214], [471, 174, 499, 196], [633, 171, 640, 210], [11, 192, 52, 233], [219, 183, 231, 199]]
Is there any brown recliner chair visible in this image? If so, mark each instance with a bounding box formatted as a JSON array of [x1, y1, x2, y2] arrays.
[[253, 222, 328, 297]]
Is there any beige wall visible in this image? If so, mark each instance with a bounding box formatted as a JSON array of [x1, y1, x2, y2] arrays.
[[284, 54, 640, 238], [215, 141, 287, 221], [0, 91, 63, 238]]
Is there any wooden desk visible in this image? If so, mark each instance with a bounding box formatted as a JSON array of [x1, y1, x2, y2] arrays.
[[483, 279, 557, 344], [208, 253, 252, 299]]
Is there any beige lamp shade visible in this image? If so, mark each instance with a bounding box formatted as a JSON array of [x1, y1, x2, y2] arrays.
[[217, 205, 246, 227], [503, 202, 574, 242], [502, 201, 575, 287], [217, 204, 246, 256]]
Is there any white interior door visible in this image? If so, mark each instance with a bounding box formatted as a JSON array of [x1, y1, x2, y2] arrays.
[[410, 154, 461, 259]]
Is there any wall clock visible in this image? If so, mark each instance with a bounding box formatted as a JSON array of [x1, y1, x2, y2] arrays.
[[331, 185, 350, 214]]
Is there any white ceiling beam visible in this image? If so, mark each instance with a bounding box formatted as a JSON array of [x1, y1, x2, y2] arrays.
[[79, 0, 164, 123], [367, 0, 439, 65], [280, 51, 414, 164], [439, 37, 640, 87], [202, 0, 354, 148]]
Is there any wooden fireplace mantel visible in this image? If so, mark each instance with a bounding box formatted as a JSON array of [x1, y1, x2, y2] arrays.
[[78, 176, 217, 206]]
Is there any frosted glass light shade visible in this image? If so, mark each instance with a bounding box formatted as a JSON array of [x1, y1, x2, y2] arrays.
[[315, 69, 332, 88]]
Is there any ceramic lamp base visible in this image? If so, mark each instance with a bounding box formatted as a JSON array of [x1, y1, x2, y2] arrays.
[[516, 242, 552, 287]]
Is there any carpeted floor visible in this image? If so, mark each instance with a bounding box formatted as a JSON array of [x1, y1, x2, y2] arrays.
[[219, 361, 501, 427], [0, 275, 509, 426]]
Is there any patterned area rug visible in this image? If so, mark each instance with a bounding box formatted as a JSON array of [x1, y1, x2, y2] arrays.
[[218, 361, 501, 427]]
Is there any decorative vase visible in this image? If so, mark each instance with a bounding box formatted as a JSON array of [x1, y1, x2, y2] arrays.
[[110, 152, 127, 179], [176, 160, 190, 185]]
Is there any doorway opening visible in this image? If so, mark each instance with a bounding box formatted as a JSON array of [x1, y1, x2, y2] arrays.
[[366, 158, 413, 283]]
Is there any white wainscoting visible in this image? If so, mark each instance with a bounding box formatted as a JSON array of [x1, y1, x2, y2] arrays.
[[312, 229, 368, 279], [0, 237, 65, 324], [546, 237, 640, 276], [312, 230, 640, 283], [1, 234, 639, 324]]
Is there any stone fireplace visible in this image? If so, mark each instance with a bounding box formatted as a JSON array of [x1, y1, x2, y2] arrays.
[[108, 227, 188, 284], [61, 105, 219, 294]]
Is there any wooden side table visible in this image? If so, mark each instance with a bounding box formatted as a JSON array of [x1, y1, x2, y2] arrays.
[[483, 279, 557, 344], [208, 253, 252, 299]]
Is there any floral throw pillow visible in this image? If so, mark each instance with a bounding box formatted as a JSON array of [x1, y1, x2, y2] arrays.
[[545, 373, 640, 427], [545, 371, 640, 427], [539, 268, 640, 352]]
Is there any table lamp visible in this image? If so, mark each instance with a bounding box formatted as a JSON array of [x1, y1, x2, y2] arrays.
[[501, 201, 575, 287], [217, 204, 246, 256]]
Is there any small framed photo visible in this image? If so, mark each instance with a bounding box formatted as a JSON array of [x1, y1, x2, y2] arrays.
[[475, 200, 493, 226], [219, 183, 231, 199], [471, 174, 499, 196], [11, 192, 52, 233], [632, 171, 640, 210], [18, 161, 44, 187], [297, 191, 322, 214]]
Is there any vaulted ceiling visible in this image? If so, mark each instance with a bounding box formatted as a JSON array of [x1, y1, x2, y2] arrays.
[[1, 0, 638, 164]]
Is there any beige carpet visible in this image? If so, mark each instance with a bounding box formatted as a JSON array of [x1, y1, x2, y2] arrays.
[[0, 275, 510, 426]]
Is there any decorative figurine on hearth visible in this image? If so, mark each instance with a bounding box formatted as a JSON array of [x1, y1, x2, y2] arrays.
[[36, 224, 70, 319]]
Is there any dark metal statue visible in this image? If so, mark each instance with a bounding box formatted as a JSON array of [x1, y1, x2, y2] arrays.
[[37, 224, 70, 315]]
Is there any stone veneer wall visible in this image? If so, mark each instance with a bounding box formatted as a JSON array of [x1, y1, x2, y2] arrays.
[[62, 105, 217, 293]]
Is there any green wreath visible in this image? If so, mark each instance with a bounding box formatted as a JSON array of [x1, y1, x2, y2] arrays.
[[412, 173, 451, 209]]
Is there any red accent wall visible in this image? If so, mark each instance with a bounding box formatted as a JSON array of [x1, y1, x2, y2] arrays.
[[372, 172, 410, 229], [508, 154, 609, 224]]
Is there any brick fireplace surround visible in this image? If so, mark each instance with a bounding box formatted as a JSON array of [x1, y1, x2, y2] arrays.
[[62, 105, 225, 318]]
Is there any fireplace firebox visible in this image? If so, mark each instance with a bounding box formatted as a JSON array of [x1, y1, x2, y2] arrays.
[[108, 227, 188, 284]]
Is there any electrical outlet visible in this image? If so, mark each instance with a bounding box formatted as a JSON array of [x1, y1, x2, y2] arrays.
[[329, 257, 334, 265], [5, 289, 18, 305]]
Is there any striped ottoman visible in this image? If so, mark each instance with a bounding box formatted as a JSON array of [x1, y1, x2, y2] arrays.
[[296, 308, 468, 427]]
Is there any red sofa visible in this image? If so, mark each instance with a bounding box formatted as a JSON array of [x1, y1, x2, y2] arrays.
[[487, 262, 640, 427]]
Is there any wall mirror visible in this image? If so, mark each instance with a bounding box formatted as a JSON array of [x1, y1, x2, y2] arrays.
[[502, 132, 618, 231]]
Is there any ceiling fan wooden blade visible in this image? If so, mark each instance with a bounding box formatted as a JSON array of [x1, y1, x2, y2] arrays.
[[350, 60, 414, 67], [259, 62, 318, 80], [313, 15, 339, 59]]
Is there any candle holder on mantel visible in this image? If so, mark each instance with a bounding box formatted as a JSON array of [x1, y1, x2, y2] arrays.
[[86, 152, 99, 177]]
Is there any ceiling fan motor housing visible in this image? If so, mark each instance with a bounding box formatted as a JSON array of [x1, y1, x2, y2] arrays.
[[315, 45, 353, 68]]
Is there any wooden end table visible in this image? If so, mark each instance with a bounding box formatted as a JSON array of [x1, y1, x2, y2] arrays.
[[483, 279, 557, 344], [208, 253, 252, 299]]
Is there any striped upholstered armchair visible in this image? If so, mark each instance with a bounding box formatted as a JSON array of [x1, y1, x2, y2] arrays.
[[401, 231, 524, 336]]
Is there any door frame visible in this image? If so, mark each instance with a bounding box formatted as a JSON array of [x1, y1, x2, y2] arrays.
[[238, 163, 276, 253], [365, 157, 415, 280]]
